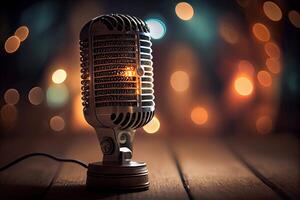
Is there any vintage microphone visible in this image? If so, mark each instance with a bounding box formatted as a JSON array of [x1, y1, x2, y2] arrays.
[[80, 14, 155, 190]]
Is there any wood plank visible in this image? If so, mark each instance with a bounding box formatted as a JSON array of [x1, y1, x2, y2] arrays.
[[44, 133, 188, 200], [0, 135, 68, 199], [230, 134, 300, 199], [173, 137, 280, 199]]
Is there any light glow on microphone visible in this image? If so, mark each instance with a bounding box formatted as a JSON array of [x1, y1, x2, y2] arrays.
[[145, 18, 166, 39]]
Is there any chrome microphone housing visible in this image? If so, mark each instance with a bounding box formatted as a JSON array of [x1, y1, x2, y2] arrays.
[[80, 14, 155, 190], [80, 14, 155, 131]]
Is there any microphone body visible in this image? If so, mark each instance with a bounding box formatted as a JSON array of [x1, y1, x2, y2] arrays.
[[80, 14, 154, 190]]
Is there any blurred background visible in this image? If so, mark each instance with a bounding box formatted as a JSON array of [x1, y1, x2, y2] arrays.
[[1, 0, 299, 137]]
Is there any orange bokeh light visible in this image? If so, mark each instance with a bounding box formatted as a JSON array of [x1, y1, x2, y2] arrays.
[[143, 116, 160, 134], [266, 58, 281, 74], [175, 2, 194, 21], [234, 76, 253, 96], [288, 10, 300, 28], [252, 23, 270, 42], [191, 106, 208, 125], [219, 21, 239, 44], [170, 71, 190, 92], [264, 42, 281, 58], [257, 70, 272, 87], [15, 26, 29, 42], [263, 1, 282, 21], [256, 115, 272, 134], [5, 36, 20, 53], [238, 60, 255, 76]]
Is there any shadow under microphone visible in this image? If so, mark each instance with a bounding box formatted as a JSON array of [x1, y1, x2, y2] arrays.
[[80, 14, 155, 191]]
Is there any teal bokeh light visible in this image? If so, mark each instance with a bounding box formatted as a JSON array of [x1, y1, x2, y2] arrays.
[[46, 84, 69, 108], [145, 18, 166, 40]]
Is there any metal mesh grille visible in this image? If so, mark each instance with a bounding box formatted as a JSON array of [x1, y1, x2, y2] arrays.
[[93, 34, 139, 107], [80, 39, 90, 111]]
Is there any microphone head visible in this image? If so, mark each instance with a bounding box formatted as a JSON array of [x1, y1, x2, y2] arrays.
[[80, 14, 155, 130]]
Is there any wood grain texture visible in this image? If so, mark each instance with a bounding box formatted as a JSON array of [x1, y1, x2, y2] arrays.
[[230, 134, 300, 199], [172, 137, 280, 200], [44, 133, 188, 200], [0, 135, 68, 199]]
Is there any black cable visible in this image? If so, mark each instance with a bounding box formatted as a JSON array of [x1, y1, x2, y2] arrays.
[[0, 152, 88, 172]]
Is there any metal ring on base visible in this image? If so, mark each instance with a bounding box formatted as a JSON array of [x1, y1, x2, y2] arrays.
[[86, 161, 149, 191]]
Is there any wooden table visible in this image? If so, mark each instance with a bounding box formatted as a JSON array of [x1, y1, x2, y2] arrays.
[[0, 133, 299, 199]]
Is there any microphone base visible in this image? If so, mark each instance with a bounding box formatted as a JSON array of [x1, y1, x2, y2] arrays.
[[86, 161, 149, 191]]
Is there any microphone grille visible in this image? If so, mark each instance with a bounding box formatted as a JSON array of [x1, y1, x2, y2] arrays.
[[80, 14, 155, 130]]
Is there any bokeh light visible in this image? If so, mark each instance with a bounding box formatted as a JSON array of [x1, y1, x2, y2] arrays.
[[175, 2, 194, 21], [238, 60, 255, 76], [264, 42, 281, 58], [234, 77, 253, 96], [266, 58, 281, 74], [263, 1, 282, 22], [170, 71, 190, 92], [256, 115, 272, 134], [52, 69, 67, 84], [28, 87, 43, 105], [191, 106, 208, 125], [4, 36, 21, 53], [15, 26, 29, 42], [0, 104, 18, 127], [46, 84, 69, 108], [143, 116, 160, 134], [252, 23, 270, 42], [49, 116, 65, 132], [257, 70, 272, 87], [219, 21, 239, 44], [4, 89, 20, 105], [145, 18, 166, 39], [288, 10, 300, 28]]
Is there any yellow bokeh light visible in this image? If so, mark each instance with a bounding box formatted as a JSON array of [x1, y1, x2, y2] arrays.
[[50, 116, 65, 132], [252, 23, 270, 42], [256, 115, 272, 134], [15, 26, 29, 42], [28, 87, 43, 105], [234, 77, 253, 96], [143, 116, 160, 134], [175, 2, 194, 21], [52, 69, 67, 84], [264, 42, 281, 58], [5, 36, 20, 53], [191, 106, 208, 125], [257, 70, 272, 87], [288, 10, 300, 28], [263, 1, 282, 21], [170, 71, 190, 92], [266, 58, 281, 74], [4, 88, 20, 105]]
